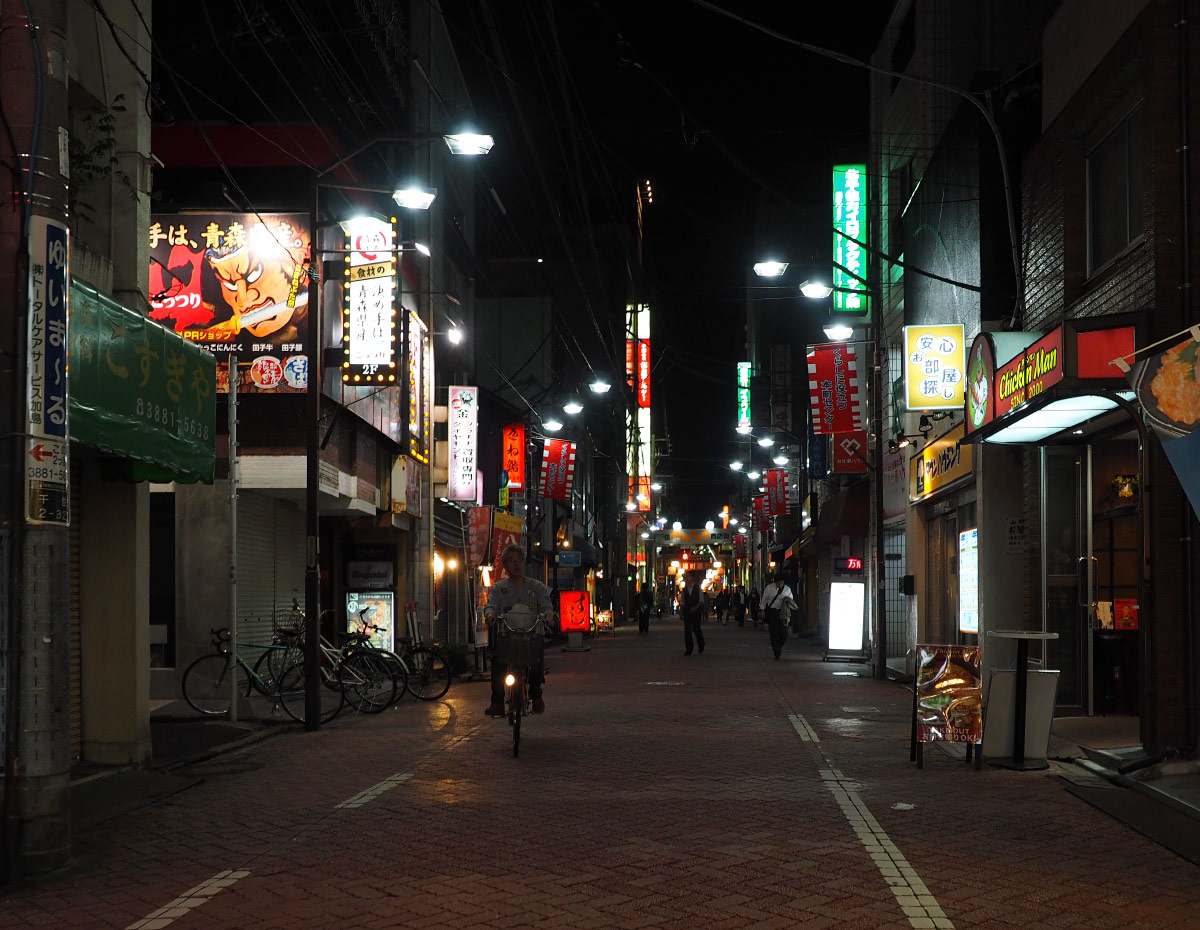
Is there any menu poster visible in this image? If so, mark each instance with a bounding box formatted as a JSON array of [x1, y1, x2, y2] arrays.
[[915, 644, 982, 743]]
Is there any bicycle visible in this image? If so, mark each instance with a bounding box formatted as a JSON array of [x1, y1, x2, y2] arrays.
[[181, 628, 343, 723], [340, 613, 405, 713], [493, 612, 546, 758], [395, 606, 452, 701]]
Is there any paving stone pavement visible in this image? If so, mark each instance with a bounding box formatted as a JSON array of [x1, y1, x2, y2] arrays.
[[4, 619, 1200, 929]]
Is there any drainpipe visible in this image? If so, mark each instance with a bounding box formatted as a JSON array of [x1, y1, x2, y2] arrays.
[[1178, 0, 1196, 750]]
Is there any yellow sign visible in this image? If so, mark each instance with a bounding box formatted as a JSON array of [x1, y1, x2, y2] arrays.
[[909, 422, 973, 502], [904, 324, 966, 410]]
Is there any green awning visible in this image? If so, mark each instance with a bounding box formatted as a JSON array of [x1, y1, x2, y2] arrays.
[[69, 279, 216, 482]]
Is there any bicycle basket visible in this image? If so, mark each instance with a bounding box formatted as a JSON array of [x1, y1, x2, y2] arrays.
[[494, 631, 543, 668]]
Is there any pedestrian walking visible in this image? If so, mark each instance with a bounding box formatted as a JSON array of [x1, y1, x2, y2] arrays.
[[716, 588, 730, 624], [637, 584, 653, 636], [761, 572, 797, 660], [680, 572, 706, 655], [733, 585, 747, 626], [748, 586, 761, 627]]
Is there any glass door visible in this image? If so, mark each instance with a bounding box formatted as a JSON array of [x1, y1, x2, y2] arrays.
[[1041, 447, 1093, 715]]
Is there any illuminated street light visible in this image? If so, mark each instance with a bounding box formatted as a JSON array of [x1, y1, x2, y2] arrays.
[[773, 454, 788, 466], [730, 461, 743, 471], [392, 186, 437, 209], [443, 132, 495, 155], [562, 397, 584, 415], [757, 436, 774, 447], [753, 261, 789, 277], [747, 470, 761, 480]]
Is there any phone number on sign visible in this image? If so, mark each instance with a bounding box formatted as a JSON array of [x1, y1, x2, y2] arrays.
[[136, 398, 211, 439]]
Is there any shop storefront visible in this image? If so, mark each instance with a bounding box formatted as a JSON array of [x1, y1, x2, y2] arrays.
[[960, 321, 1141, 718]]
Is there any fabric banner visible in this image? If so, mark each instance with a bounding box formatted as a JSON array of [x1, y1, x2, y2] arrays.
[[1123, 330, 1200, 521], [808, 343, 864, 434], [491, 512, 524, 580], [734, 533, 748, 558], [764, 468, 789, 516], [831, 430, 869, 474], [915, 644, 982, 744], [753, 495, 769, 531], [467, 505, 493, 567], [538, 439, 577, 500]]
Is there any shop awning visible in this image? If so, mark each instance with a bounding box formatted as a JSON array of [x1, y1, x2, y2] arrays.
[[572, 535, 600, 568], [69, 280, 216, 482], [816, 481, 870, 543]]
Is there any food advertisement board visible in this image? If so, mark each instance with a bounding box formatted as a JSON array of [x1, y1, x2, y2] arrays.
[[915, 644, 982, 743]]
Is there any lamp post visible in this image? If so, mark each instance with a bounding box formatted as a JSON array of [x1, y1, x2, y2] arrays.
[[305, 132, 491, 728]]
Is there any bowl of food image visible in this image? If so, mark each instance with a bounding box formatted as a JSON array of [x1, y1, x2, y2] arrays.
[[1135, 337, 1200, 438]]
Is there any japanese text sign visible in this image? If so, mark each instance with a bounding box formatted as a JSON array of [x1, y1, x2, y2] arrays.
[[539, 439, 577, 500], [765, 468, 789, 516], [637, 339, 651, 407], [904, 324, 965, 410], [148, 213, 310, 394], [559, 590, 590, 633], [342, 215, 398, 384], [737, 361, 752, 432], [808, 343, 864, 434], [832, 164, 868, 315], [503, 422, 526, 490], [447, 386, 479, 501]]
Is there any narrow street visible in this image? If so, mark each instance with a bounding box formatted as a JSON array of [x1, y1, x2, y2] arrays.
[[5, 620, 1198, 930]]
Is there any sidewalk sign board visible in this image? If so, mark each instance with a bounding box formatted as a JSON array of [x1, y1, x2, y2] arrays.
[[911, 644, 982, 769]]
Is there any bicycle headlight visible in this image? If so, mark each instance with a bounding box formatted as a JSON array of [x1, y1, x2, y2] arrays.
[[504, 673, 516, 687]]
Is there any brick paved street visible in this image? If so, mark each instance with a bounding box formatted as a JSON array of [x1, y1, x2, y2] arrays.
[[4, 619, 1199, 929]]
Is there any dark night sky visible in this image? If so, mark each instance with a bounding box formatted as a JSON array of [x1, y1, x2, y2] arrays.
[[447, 1, 895, 526]]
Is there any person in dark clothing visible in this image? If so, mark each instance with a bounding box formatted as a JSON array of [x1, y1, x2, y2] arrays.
[[733, 585, 747, 626], [680, 572, 706, 656], [748, 586, 761, 627], [761, 572, 797, 660], [637, 584, 653, 636], [715, 588, 731, 624]]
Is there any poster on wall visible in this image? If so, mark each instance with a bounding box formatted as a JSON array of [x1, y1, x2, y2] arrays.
[[958, 528, 979, 634], [148, 213, 311, 393], [346, 591, 395, 651]]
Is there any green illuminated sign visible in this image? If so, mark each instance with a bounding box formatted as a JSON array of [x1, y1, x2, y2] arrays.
[[832, 164, 868, 315], [737, 361, 751, 431]]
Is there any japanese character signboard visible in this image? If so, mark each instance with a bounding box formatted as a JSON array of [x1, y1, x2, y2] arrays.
[[904, 324, 965, 410], [807, 343, 864, 434], [539, 439, 577, 500], [832, 164, 868, 316], [341, 216, 398, 384], [26, 216, 70, 525], [559, 590, 590, 633], [148, 213, 310, 394], [764, 468, 789, 517], [502, 422, 526, 490], [447, 386, 479, 502]]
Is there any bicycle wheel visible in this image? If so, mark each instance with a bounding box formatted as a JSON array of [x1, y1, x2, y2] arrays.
[[339, 652, 398, 714], [278, 664, 344, 724], [182, 653, 240, 715], [258, 642, 305, 686], [405, 646, 451, 700]]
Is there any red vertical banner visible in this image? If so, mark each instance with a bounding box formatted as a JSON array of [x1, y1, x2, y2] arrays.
[[468, 505, 493, 566], [807, 343, 865, 434], [490, 512, 524, 580], [831, 429, 870, 474], [765, 468, 789, 516], [734, 533, 748, 558], [539, 439, 577, 500], [625, 340, 635, 393], [502, 422, 526, 489], [637, 339, 651, 407], [753, 496, 769, 531], [638, 475, 651, 511]]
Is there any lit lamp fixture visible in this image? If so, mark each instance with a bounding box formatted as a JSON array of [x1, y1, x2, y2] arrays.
[[738, 526, 748, 534], [542, 413, 564, 432], [773, 454, 788, 465], [413, 241, 431, 256], [730, 461, 743, 471], [443, 132, 495, 155], [799, 278, 834, 299], [392, 186, 437, 209], [757, 436, 774, 447], [729, 517, 739, 526], [562, 396, 584, 415], [735, 424, 752, 435], [823, 320, 855, 341], [887, 433, 916, 455], [650, 481, 662, 491], [640, 531, 651, 539], [747, 470, 761, 480], [447, 325, 464, 345], [588, 375, 612, 393], [753, 261, 789, 277], [626, 501, 637, 511]]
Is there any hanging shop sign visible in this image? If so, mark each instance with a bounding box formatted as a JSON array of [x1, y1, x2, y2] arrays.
[[406, 310, 430, 463], [491, 512, 525, 580], [993, 328, 1063, 418], [734, 534, 748, 558], [753, 495, 769, 531], [909, 422, 973, 502], [807, 343, 864, 434], [447, 386, 479, 501], [736, 361, 752, 433], [904, 324, 965, 410], [832, 164, 868, 315], [148, 212, 310, 394], [503, 422, 526, 489], [765, 468, 789, 516], [390, 455, 423, 517], [26, 216, 69, 525], [831, 429, 869, 474], [539, 438, 577, 500], [341, 215, 399, 385], [637, 339, 651, 407], [468, 506, 493, 566]]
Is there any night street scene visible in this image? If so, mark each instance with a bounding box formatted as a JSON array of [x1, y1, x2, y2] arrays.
[[4, 1, 1200, 928]]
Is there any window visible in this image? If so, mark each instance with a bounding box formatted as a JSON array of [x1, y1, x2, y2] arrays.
[[1087, 105, 1145, 273]]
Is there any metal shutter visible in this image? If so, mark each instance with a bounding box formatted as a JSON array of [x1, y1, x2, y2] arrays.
[[236, 492, 307, 653]]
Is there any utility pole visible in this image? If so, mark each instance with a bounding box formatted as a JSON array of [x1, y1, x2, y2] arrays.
[[1, 0, 72, 879]]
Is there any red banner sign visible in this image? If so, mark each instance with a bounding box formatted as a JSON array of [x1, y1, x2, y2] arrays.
[[559, 590, 590, 632], [765, 468, 789, 516], [468, 505, 492, 567], [832, 429, 869, 474], [808, 343, 864, 434], [993, 328, 1064, 418], [734, 533, 748, 557], [753, 496, 768, 531], [490, 512, 524, 580], [538, 439, 577, 500], [502, 422, 525, 490], [637, 339, 651, 407]]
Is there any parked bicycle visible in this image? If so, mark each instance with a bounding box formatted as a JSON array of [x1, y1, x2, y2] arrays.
[[181, 628, 343, 723], [345, 603, 453, 703]]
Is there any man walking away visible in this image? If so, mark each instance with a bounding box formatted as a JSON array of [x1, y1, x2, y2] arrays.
[[680, 572, 706, 656]]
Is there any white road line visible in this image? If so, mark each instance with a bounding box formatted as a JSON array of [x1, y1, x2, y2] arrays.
[[335, 771, 413, 809], [821, 767, 955, 930], [126, 869, 250, 930], [788, 713, 820, 741]]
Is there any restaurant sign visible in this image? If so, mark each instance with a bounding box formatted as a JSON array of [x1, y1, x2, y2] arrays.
[[993, 328, 1064, 418]]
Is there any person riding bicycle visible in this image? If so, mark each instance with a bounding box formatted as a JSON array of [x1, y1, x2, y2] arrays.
[[483, 544, 553, 718]]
